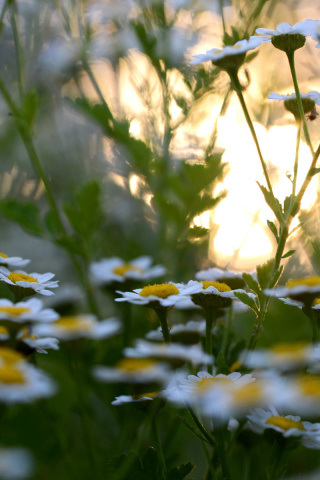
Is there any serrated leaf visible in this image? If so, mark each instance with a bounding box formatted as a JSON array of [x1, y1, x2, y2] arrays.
[[267, 220, 278, 241], [256, 259, 275, 289], [0, 199, 43, 236], [242, 273, 261, 295], [257, 183, 282, 221], [269, 265, 283, 289], [167, 462, 195, 480], [234, 291, 258, 314], [106, 447, 162, 480], [282, 249, 295, 259], [188, 227, 209, 239]]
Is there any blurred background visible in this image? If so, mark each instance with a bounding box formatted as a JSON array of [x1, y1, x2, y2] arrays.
[[0, 0, 320, 283]]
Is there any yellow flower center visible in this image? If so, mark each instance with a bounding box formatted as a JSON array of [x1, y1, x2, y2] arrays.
[[132, 391, 157, 400], [18, 328, 36, 341], [230, 361, 242, 373], [270, 342, 308, 359], [139, 283, 179, 299], [298, 374, 320, 397], [0, 326, 8, 336], [313, 298, 320, 306], [0, 366, 25, 384], [0, 347, 24, 364], [0, 253, 8, 259], [266, 416, 304, 431], [113, 264, 144, 276], [55, 316, 91, 331], [286, 276, 320, 288], [116, 358, 156, 372], [231, 44, 242, 50], [200, 281, 231, 292], [232, 382, 261, 405], [7, 272, 38, 284], [197, 376, 232, 391], [0, 306, 30, 316]]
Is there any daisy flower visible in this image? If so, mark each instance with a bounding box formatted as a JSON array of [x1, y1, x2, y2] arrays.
[[195, 267, 246, 290], [0, 298, 59, 323], [0, 253, 30, 268], [112, 391, 158, 406], [0, 361, 56, 403], [115, 282, 197, 308], [146, 320, 208, 344], [33, 314, 121, 341], [190, 37, 263, 69], [241, 342, 320, 371], [0, 267, 58, 298], [124, 340, 213, 367], [0, 447, 34, 479], [268, 91, 320, 106], [268, 91, 320, 118], [246, 406, 317, 441], [186, 280, 254, 310], [16, 328, 60, 354], [254, 19, 320, 51], [93, 357, 172, 384], [264, 276, 320, 306], [90, 256, 166, 285]]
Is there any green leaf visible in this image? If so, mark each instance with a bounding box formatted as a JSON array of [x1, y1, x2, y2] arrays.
[[0, 199, 43, 236], [44, 211, 61, 237], [242, 273, 261, 295], [267, 220, 278, 241], [56, 235, 87, 258], [257, 183, 282, 221], [234, 291, 258, 314], [282, 249, 295, 259], [167, 462, 195, 480], [188, 227, 209, 239], [256, 259, 275, 289], [106, 447, 162, 480], [63, 180, 103, 244]]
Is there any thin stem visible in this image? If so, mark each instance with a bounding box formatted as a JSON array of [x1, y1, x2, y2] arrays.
[[155, 308, 170, 343], [186, 405, 216, 447], [219, 0, 226, 35], [221, 305, 233, 358], [205, 309, 214, 373], [152, 419, 167, 479], [214, 428, 232, 480], [292, 122, 301, 198], [229, 71, 274, 196], [286, 51, 314, 155], [10, 1, 25, 101]]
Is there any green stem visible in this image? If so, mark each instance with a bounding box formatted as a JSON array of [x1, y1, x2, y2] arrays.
[[155, 308, 170, 343], [186, 405, 216, 447], [214, 427, 232, 480], [0, 75, 100, 317], [303, 305, 319, 344], [205, 309, 215, 373], [219, 0, 226, 35], [229, 71, 275, 197], [221, 305, 233, 358], [286, 51, 314, 155], [10, 1, 25, 102], [292, 122, 301, 198], [152, 418, 167, 479]]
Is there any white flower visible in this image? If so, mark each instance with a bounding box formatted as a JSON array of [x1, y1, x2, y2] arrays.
[[90, 256, 166, 285], [255, 19, 320, 43], [190, 37, 263, 65], [33, 315, 121, 341], [264, 276, 320, 302], [246, 406, 313, 439], [186, 280, 252, 299], [146, 320, 208, 343], [0, 298, 59, 323], [241, 342, 320, 371], [0, 268, 58, 296], [112, 392, 158, 406], [268, 91, 320, 106], [124, 340, 213, 366], [16, 329, 60, 354], [93, 357, 172, 384], [115, 282, 196, 308], [0, 447, 34, 479], [0, 362, 56, 403], [196, 267, 245, 285], [0, 254, 30, 268]]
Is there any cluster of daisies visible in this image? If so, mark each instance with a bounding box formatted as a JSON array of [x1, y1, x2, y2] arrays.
[[90, 254, 320, 450], [191, 19, 320, 118]]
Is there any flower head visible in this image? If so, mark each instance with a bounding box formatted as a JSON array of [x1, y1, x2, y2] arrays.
[[190, 37, 263, 70], [196, 267, 246, 290], [115, 282, 195, 308], [0, 267, 58, 298], [254, 20, 320, 52], [0, 298, 59, 323], [146, 320, 208, 344], [111, 392, 158, 406], [0, 447, 34, 479], [268, 91, 320, 118], [0, 253, 30, 268], [247, 406, 307, 438], [90, 256, 166, 285], [33, 315, 121, 341], [264, 276, 320, 306], [187, 280, 253, 310]]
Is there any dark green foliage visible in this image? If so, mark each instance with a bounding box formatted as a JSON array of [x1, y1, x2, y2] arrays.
[[0, 198, 43, 235]]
